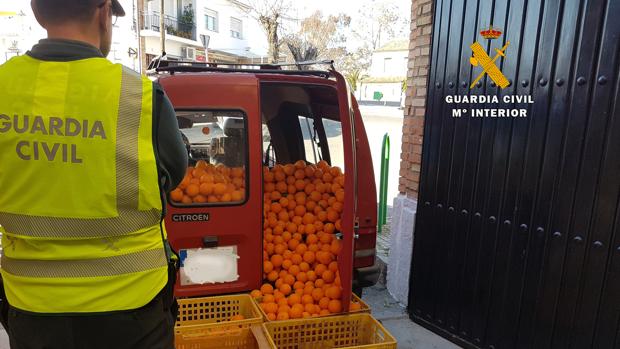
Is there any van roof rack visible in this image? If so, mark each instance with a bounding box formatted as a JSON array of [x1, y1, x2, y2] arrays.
[[148, 59, 335, 78]]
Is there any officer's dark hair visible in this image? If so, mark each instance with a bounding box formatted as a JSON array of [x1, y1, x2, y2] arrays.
[[33, 0, 101, 25]]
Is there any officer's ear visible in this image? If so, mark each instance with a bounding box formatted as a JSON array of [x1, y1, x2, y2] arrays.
[[97, 0, 112, 32]]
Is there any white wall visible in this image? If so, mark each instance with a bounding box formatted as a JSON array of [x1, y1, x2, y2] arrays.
[[360, 82, 404, 103], [369, 50, 409, 77], [195, 0, 267, 57], [110, 0, 141, 71]]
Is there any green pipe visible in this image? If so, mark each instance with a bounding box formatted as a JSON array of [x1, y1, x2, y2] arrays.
[[378, 133, 390, 233]]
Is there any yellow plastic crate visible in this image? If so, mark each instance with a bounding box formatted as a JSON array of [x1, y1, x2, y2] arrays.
[[254, 293, 370, 321], [175, 294, 264, 342], [262, 313, 397, 349], [176, 325, 271, 349]]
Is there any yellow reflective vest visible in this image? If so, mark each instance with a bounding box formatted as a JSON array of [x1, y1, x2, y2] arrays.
[[0, 55, 168, 313]]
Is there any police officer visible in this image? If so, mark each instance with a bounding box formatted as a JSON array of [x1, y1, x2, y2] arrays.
[[0, 0, 188, 348]]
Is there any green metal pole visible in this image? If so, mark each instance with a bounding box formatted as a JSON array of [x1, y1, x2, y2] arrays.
[[378, 133, 390, 233]]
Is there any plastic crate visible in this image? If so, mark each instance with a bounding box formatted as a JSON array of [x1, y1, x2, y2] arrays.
[[176, 325, 271, 349], [254, 293, 370, 321], [262, 313, 397, 349], [175, 294, 264, 341]]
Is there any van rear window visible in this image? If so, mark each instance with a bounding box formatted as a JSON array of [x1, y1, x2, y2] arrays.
[[169, 110, 248, 206]]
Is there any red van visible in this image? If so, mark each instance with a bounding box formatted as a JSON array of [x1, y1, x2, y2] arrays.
[[154, 61, 379, 309]]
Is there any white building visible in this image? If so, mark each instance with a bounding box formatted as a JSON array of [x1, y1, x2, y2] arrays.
[[196, 0, 267, 63], [139, 0, 267, 65], [140, 0, 204, 64], [359, 38, 409, 105]]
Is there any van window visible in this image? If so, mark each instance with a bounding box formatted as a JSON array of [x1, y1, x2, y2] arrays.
[[170, 110, 248, 206], [322, 118, 345, 169], [298, 116, 323, 163]]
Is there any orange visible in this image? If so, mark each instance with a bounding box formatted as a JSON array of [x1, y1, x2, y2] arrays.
[[283, 274, 295, 286], [312, 288, 324, 301], [288, 293, 301, 306], [288, 239, 300, 250], [322, 270, 335, 283], [271, 191, 282, 201], [277, 298, 288, 307], [290, 304, 305, 319], [231, 190, 243, 201], [294, 205, 306, 216], [267, 313, 277, 321], [323, 223, 335, 235], [328, 261, 339, 273], [320, 309, 331, 316], [299, 262, 310, 272], [193, 195, 207, 203], [328, 299, 342, 313], [301, 294, 314, 305], [279, 283, 292, 296], [325, 286, 342, 300], [318, 297, 330, 310], [288, 265, 300, 276], [260, 283, 274, 294], [264, 302, 278, 314], [294, 160, 306, 169], [296, 272, 308, 283], [230, 314, 245, 321], [315, 264, 327, 277], [282, 259, 292, 270], [186, 184, 200, 197], [267, 271, 279, 282], [170, 189, 183, 202], [291, 254, 303, 265], [250, 289, 262, 299], [303, 285, 314, 296], [271, 254, 283, 268], [330, 240, 341, 255], [303, 251, 315, 264], [293, 281, 305, 290], [263, 294, 275, 303], [350, 302, 362, 311], [295, 244, 308, 255], [315, 279, 325, 288], [276, 312, 289, 320], [213, 183, 227, 195], [306, 270, 317, 282]]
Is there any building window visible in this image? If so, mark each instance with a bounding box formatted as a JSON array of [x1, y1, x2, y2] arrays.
[[383, 57, 392, 73], [205, 9, 218, 32], [230, 17, 242, 39]]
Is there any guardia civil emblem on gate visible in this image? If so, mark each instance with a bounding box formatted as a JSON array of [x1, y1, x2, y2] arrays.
[[470, 26, 510, 89]]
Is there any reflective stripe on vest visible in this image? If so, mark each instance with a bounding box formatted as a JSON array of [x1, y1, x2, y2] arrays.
[[0, 67, 161, 239], [1, 248, 167, 278]]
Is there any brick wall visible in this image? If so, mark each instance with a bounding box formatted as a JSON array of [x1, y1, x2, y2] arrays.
[[398, 0, 434, 198]]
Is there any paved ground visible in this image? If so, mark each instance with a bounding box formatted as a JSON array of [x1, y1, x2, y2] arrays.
[[0, 286, 462, 349], [363, 284, 463, 349]]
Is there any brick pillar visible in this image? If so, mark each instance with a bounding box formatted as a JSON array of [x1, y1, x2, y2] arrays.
[[386, 0, 433, 306], [399, 0, 434, 199]]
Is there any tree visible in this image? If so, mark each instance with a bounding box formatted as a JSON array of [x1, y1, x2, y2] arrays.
[[236, 0, 291, 63], [352, 1, 409, 50], [283, 11, 349, 69]]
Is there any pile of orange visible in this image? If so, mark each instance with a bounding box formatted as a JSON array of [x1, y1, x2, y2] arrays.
[[251, 160, 361, 320], [170, 160, 245, 204]]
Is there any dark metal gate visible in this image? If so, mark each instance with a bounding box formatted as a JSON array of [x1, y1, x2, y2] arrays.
[[408, 0, 620, 348]]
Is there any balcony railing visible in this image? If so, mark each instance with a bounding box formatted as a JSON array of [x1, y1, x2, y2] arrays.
[[142, 11, 196, 41]]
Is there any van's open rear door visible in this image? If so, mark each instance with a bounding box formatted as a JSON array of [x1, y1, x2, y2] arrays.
[[332, 70, 357, 311]]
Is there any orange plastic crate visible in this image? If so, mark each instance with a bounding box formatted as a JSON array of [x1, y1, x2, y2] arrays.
[[262, 313, 397, 349], [175, 294, 264, 345], [254, 293, 370, 321]]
